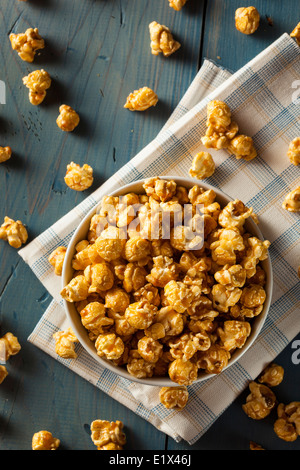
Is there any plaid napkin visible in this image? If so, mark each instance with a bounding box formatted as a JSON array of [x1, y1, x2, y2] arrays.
[[18, 33, 300, 445]]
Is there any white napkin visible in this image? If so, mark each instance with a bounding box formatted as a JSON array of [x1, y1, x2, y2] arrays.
[[19, 34, 300, 444]]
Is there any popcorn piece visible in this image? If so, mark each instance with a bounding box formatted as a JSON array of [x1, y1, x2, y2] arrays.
[[60, 275, 89, 302], [241, 236, 270, 278], [189, 152, 215, 180], [0, 216, 28, 248], [169, 0, 188, 10], [104, 287, 130, 313], [53, 327, 78, 359], [211, 284, 242, 313], [0, 332, 21, 362], [143, 177, 177, 203], [56, 105, 80, 132], [84, 263, 114, 294], [32, 431, 60, 450], [168, 358, 198, 385], [218, 200, 253, 229], [10, 28, 45, 62], [95, 333, 124, 361], [242, 381, 276, 420], [0, 146, 12, 163], [164, 280, 197, 313], [217, 320, 251, 352], [287, 137, 300, 166], [146, 255, 180, 287], [168, 331, 211, 361], [206, 100, 232, 131], [122, 262, 147, 293], [274, 402, 300, 442], [197, 344, 230, 374], [133, 283, 160, 307], [201, 121, 239, 150], [0, 365, 8, 384], [125, 301, 157, 329], [124, 236, 151, 266], [159, 386, 189, 410], [95, 226, 126, 262], [137, 336, 163, 363], [64, 162, 93, 191], [124, 86, 158, 111], [80, 301, 114, 335], [22, 69, 51, 105], [214, 264, 246, 288], [240, 284, 266, 309], [291, 22, 300, 46], [154, 306, 184, 337], [227, 134, 257, 161], [235, 7, 260, 35], [282, 187, 300, 213], [258, 363, 284, 387], [249, 441, 265, 450], [210, 228, 245, 266], [127, 349, 155, 378], [48, 246, 66, 276], [91, 419, 126, 450], [149, 21, 181, 57]]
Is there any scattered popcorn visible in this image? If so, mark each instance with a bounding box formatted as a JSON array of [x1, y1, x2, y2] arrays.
[[287, 137, 300, 166], [53, 327, 78, 359], [250, 441, 265, 450], [10, 28, 45, 62], [169, 0, 188, 11], [32, 431, 60, 450], [274, 402, 300, 442], [290, 22, 300, 46], [0, 146, 12, 163], [90, 419, 126, 450], [282, 187, 300, 212], [0, 216, 28, 248], [22, 69, 51, 105], [227, 134, 257, 161], [48, 246, 66, 276], [124, 86, 158, 111], [159, 386, 189, 410], [189, 152, 215, 179], [149, 21, 181, 57], [258, 363, 284, 387], [64, 162, 94, 191], [242, 381, 276, 420], [235, 6, 260, 35], [56, 105, 80, 132]]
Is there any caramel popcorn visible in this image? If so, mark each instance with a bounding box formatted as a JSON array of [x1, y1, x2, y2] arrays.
[[48, 246, 66, 276], [0, 216, 28, 248], [124, 86, 158, 111], [290, 22, 300, 46], [235, 7, 260, 35], [62, 177, 270, 385], [274, 402, 300, 442], [149, 21, 181, 57], [22, 69, 51, 105], [0, 365, 8, 384], [0, 332, 21, 362], [32, 431, 60, 450], [169, 0, 188, 11], [258, 363, 284, 387], [189, 152, 215, 180], [282, 187, 300, 212], [227, 134, 257, 161], [91, 419, 126, 450], [53, 327, 78, 359], [64, 162, 93, 191], [249, 441, 264, 450], [242, 381, 276, 420], [0, 146, 12, 163], [56, 104, 80, 132], [159, 386, 189, 410], [287, 137, 300, 166], [10, 28, 45, 62]]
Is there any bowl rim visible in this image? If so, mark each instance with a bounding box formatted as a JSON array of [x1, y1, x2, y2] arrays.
[[62, 175, 273, 387]]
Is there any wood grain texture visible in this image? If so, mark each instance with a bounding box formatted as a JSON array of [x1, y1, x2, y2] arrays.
[[0, 0, 299, 451]]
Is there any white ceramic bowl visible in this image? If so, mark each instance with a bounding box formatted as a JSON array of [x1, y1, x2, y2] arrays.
[[62, 176, 273, 386]]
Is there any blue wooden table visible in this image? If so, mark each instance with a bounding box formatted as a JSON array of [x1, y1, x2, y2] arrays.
[[0, 0, 299, 451]]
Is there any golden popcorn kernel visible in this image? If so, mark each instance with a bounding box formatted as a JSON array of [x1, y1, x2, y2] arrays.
[[282, 187, 300, 213], [53, 327, 78, 359], [197, 344, 230, 375], [127, 349, 155, 378], [23, 69, 51, 105], [125, 301, 157, 330], [287, 137, 300, 166], [56, 104, 80, 132], [95, 333, 125, 361], [10, 28, 45, 62], [0, 146, 12, 163], [159, 386, 189, 410], [32, 430, 60, 450], [84, 262, 114, 294], [258, 363, 284, 387], [0, 365, 8, 384], [91, 419, 126, 449], [149, 21, 181, 57], [217, 320, 251, 352], [189, 152, 215, 180], [169, 0, 188, 11], [168, 358, 198, 386], [249, 441, 265, 450], [290, 22, 300, 46], [227, 134, 257, 161], [0, 216, 28, 248], [124, 86, 158, 111], [274, 402, 300, 442], [48, 246, 66, 276], [242, 381, 276, 420], [235, 7, 260, 35], [64, 162, 94, 191], [80, 301, 114, 336], [60, 274, 90, 302]]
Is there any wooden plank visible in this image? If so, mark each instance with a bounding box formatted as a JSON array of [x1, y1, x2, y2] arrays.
[[0, 0, 204, 450]]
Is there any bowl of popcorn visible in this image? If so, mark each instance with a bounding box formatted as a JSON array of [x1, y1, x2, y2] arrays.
[[61, 176, 273, 386]]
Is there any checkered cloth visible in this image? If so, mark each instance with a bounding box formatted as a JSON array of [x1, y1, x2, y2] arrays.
[[19, 33, 300, 445]]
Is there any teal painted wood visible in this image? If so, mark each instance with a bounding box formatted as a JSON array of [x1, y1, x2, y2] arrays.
[[0, 0, 299, 451]]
